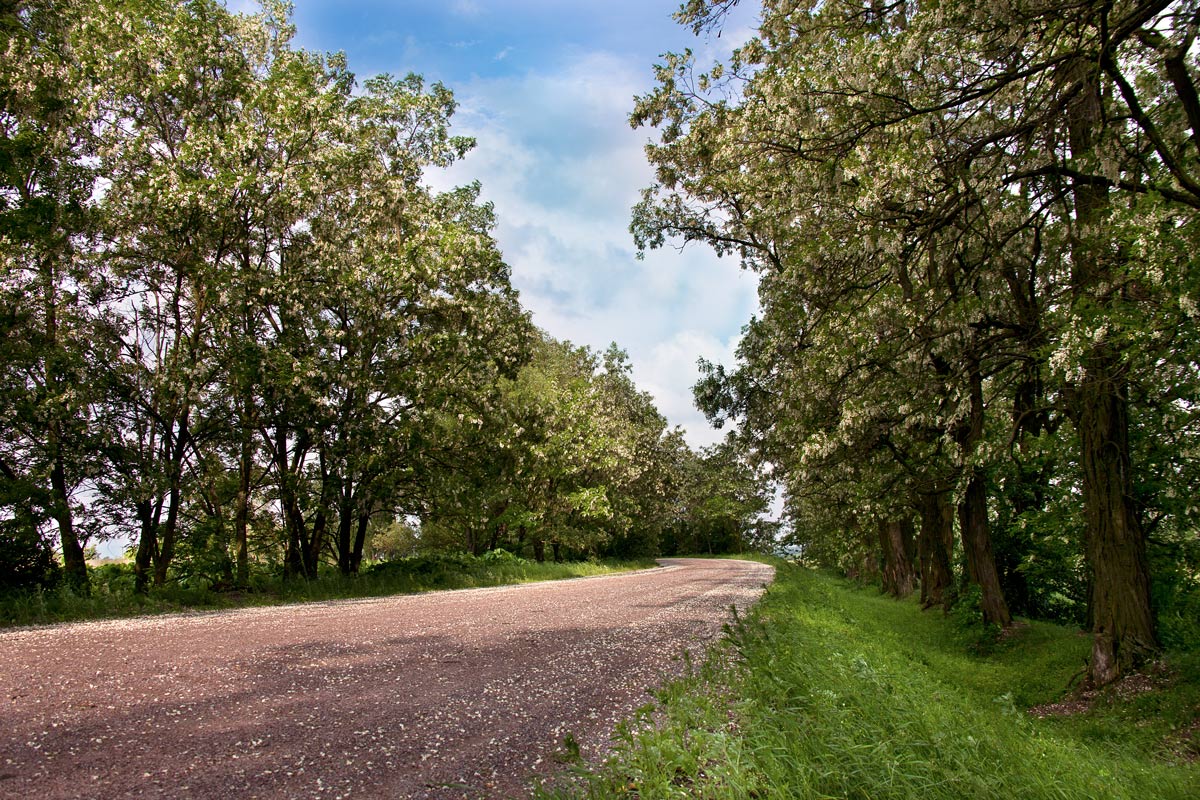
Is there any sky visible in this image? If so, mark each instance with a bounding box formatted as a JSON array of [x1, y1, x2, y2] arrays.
[[260, 0, 763, 448]]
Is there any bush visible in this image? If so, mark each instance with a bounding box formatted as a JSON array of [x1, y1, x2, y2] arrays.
[[363, 551, 480, 580], [0, 521, 61, 594], [480, 548, 529, 565], [947, 583, 1003, 652], [91, 561, 136, 595], [1150, 532, 1200, 652]]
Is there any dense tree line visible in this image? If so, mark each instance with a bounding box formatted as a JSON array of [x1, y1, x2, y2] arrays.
[[635, 0, 1200, 686], [0, 0, 768, 597]]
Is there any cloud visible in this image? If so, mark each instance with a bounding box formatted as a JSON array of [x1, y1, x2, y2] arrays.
[[428, 48, 759, 448], [633, 329, 743, 449], [451, 0, 482, 18], [493, 46, 514, 61]]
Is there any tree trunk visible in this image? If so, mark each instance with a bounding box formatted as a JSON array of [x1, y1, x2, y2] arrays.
[[235, 423, 252, 589], [306, 505, 326, 578], [133, 499, 158, 595], [956, 357, 1012, 628], [275, 422, 314, 580], [878, 518, 917, 598], [282, 492, 307, 580], [958, 470, 1013, 627], [917, 491, 956, 610], [551, 540, 562, 563], [1078, 355, 1156, 683], [49, 440, 88, 591], [42, 248, 87, 592], [336, 492, 355, 576], [351, 511, 369, 574], [234, 265, 257, 590], [532, 537, 545, 563], [279, 445, 308, 580], [154, 478, 182, 587], [1067, 58, 1158, 684]]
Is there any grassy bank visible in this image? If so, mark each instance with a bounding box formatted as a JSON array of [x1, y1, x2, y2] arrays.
[[0, 552, 656, 628], [547, 561, 1199, 799]]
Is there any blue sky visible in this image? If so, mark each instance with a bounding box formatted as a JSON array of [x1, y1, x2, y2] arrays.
[[272, 1, 763, 447]]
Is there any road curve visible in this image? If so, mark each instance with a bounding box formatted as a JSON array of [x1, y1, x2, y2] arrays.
[[0, 557, 773, 799]]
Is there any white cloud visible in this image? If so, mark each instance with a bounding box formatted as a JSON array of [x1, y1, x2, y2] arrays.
[[451, 0, 482, 18], [633, 329, 743, 448], [428, 48, 758, 448]]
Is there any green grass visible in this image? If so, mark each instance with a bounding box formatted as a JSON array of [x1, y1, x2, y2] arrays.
[[0, 554, 657, 628], [544, 562, 1199, 799]]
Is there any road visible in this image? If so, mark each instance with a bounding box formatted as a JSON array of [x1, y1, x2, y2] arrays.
[[0, 558, 773, 799]]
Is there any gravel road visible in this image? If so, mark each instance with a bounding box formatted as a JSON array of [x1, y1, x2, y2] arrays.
[[0, 557, 773, 799]]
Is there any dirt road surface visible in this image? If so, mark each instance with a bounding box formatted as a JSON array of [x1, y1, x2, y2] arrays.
[[0, 557, 773, 799]]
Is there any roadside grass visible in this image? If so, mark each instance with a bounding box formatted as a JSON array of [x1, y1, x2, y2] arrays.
[[545, 561, 1199, 799], [0, 553, 658, 628]]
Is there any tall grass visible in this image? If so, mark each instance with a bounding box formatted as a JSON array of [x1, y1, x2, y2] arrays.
[[0, 553, 656, 628], [546, 562, 1199, 799]]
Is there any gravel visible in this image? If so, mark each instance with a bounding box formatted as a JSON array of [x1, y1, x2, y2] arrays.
[[0, 557, 773, 799]]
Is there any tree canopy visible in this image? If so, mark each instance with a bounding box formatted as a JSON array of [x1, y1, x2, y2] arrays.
[[634, 0, 1200, 685], [0, 0, 770, 601]]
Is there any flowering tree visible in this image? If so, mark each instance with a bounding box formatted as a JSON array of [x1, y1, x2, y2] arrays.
[[640, 0, 1200, 684]]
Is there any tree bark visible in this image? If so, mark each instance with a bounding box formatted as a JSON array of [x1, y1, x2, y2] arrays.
[[956, 357, 1012, 627], [336, 491, 355, 576], [153, 465, 183, 587], [49, 445, 88, 591], [42, 243, 87, 592], [133, 499, 158, 595], [235, 424, 252, 589], [1067, 58, 1158, 684], [878, 518, 917, 598], [958, 470, 1013, 627], [351, 511, 369, 574], [1077, 354, 1156, 683], [917, 491, 956, 610]]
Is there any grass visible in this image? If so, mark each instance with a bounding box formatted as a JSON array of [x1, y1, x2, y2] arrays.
[[543, 560, 1199, 799], [0, 553, 658, 628]]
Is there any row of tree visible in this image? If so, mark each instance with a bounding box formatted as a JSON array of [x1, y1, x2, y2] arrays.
[[635, 0, 1200, 686], [0, 0, 768, 596]]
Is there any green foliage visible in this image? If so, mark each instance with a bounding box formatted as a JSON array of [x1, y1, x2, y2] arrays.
[[479, 548, 529, 565], [947, 584, 1003, 654], [365, 520, 422, 562], [635, 0, 1200, 681], [363, 551, 480, 580], [547, 567, 1198, 799], [0, 0, 767, 605], [1149, 531, 1200, 652], [662, 441, 771, 557], [0, 521, 60, 593], [418, 333, 738, 564]]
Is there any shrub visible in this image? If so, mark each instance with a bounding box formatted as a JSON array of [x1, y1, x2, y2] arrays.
[[0, 521, 61, 594], [480, 548, 529, 565]]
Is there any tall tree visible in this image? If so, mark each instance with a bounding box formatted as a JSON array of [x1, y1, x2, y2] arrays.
[[641, 0, 1200, 682], [0, 0, 102, 590]]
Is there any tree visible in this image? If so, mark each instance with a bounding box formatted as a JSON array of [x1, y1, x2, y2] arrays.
[[638, 0, 1200, 683], [0, 0, 104, 590]]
